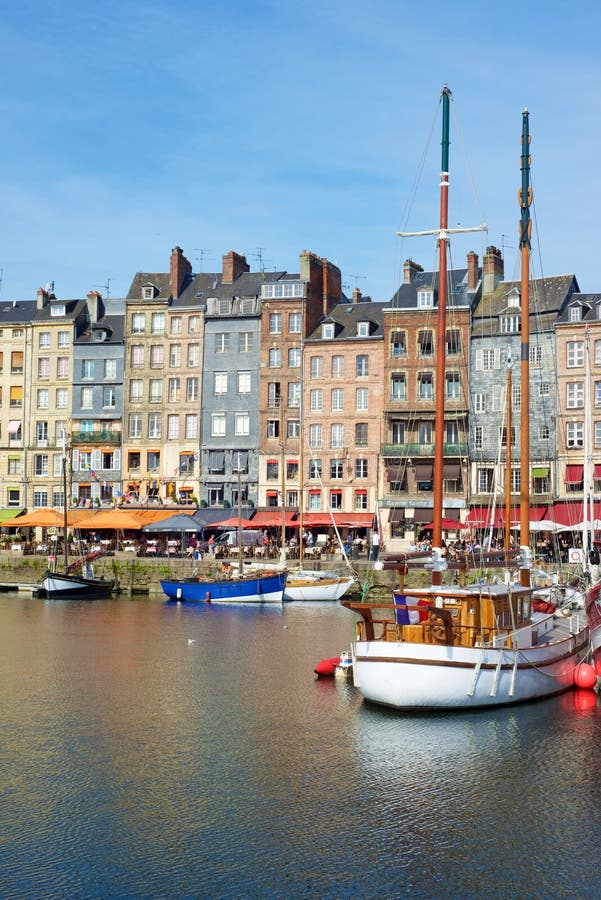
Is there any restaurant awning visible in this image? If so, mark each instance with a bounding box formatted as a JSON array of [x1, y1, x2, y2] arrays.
[[565, 465, 584, 484], [302, 512, 373, 529], [252, 510, 299, 528], [388, 508, 405, 524], [594, 465, 601, 479], [415, 464, 433, 481], [443, 464, 461, 479]]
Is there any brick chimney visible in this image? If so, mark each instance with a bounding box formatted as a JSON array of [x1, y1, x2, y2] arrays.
[[36, 287, 49, 310], [403, 259, 423, 283], [321, 258, 342, 316], [352, 287, 362, 304], [482, 246, 504, 295], [86, 290, 104, 324], [467, 251, 479, 291], [170, 246, 192, 299], [222, 251, 249, 284]]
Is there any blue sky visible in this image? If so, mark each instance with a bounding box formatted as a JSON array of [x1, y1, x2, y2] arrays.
[[0, 0, 600, 302]]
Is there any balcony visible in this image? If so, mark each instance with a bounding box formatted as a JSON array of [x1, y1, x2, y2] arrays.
[[381, 442, 468, 458], [72, 430, 122, 444]]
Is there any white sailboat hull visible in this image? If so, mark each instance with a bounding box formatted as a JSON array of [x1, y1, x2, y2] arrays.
[[351, 618, 589, 709], [284, 574, 355, 602]]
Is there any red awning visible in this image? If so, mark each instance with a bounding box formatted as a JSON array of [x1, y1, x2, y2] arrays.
[[550, 502, 601, 527], [302, 512, 374, 528], [266, 490, 278, 497], [594, 465, 601, 479], [565, 465, 584, 484], [251, 510, 299, 528]]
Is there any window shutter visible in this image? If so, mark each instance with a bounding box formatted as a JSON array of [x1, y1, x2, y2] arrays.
[[72, 450, 80, 472]]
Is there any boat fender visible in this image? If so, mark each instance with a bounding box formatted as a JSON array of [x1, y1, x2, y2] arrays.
[[176, 587, 182, 600], [314, 656, 340, 678], [574, 663, 597, 690], [205, 592, 211, 604]]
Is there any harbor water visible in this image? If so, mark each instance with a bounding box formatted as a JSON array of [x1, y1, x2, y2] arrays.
[[2, 593, 601, 899]]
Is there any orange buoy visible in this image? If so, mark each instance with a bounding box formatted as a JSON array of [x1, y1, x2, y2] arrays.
[[574, 662, 597, 690], [594, 657, 601, 679]]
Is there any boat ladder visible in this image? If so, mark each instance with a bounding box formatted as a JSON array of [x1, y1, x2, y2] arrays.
[[509, 651, 518, 697], [490, 652, 503, 697], [467, 649, 485, 697]]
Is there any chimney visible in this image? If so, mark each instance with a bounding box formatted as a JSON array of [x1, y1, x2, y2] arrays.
[[403, 259, 423, 283], [36, 287, 49, 310], [321, 258, 342, 316], [352, 287, 362, 304], [482, 245, 504, 295], [222, 251, 249, 284], [86, 290, 104, 324], [170, 246, 192, 299], [467, 251, 479, 291]]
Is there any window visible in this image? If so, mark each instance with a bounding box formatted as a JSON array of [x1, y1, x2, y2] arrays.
[[148, 414, 161, 438], [286, 460, 299, 479], [37, 421, 48, 444], [530, 345, 542, 367], [151, 312, 165, 334], [10, 386, 23, 407], [235, 412, 250, 435], [357, 321, 369, 337], [81, 360, 93, 380], [287, 418, 300, 439], [215, 333, 229, 353], [355, 458, 368, 478], [185, 414, 197, 439], [567, 421, 583, 448], [289, 312, 301, 333], [322, 323, 334, 339], [596, 340, 601, 366], [214, 372, 228, 395], [418, 330, 433, 356], [356, 387, 368, 411], [391, 331, 406, 358], [218, 299, 230, 315], [329, 490, 342, 510], [269, 347, 281, 367], [309, 424, 322, 448], [539, 424, 550, 441], [33, 491, 48, 507], [539, 383, 550, 397], [129, 379, 143, 401], [57, 331, 69, 348], [38, 358, 49, 379], [331, 424, 344, 448], [596, 422, 601, 448], [147, 451, 160, 472], [446, 329, 461, 355], [103, 359, 116, 380], [596, 382, 601, 407], [168, 378, 180, 403], [36, 389, 48, 409], [477, 467, 494, 492], [39, 332, 50, 348], [186, 378, 198, 403], [239, 332, 253, 352], [355, 423, 368, 445], [169, 344, 181, 367], [567, 341, 584, 367], [510, 468, 521, 493], [390, 374, 406, 401], [268, 382, 281, 408], [419, 421, 433, 444], [238, 371, 251, 394], [356, 355, 369, 377], [532, 468, 550, 494], [288, 347, 301, 367], [266, 460, 279, 480], [56, 389, 68, 409], [481, 349, 497, 371], [331, 388, 344, 411], [211, 413, 226, 437], [310, 389, 323, 412], [500, 315, 520, 333], [354, 490, 368, 510], [34, 454, 49, 476], [267, 419, 280, 438], [102, 387, 115, 408], [567, 382, 584, 408], [500, 426, 516, 448], [310, 356, 323, 379], [288, 383, 301, 407], [179, 452, 195, 474], [309, 459, 322, 479], [474, 425, 483, 450], [418, 373, 433, 400], [417, 290, 434, 308], [8, 457, 21, 475], [129, 413, 142, 438], [188, 315, 200, 333], [308, 491, 321, 510], [331, 459, 344, 479], [269, 313, 282, 334], [286, 490, 298, 507], [150, 345, 164, 368], [569, 305, 582, 322], [170, 316, 182, 334], [167, 415, 180, 439], [188, 343, 200, 367], [149, 379, 163, 403], [130, 345, 144, 368], [56, 357, 69, 379], [331, 355, 344, 377], [132, 313, 145, 334], [445, 373, 460, 399]]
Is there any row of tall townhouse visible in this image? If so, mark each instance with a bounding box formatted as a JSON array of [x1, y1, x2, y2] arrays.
[[1, 244, 600, 541]]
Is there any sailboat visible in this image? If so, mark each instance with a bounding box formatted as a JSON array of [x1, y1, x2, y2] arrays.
[[36, 432, 114, 600], [341, 89, 590, 709]]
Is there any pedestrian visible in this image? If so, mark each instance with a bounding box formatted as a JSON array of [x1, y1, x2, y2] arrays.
[[371, 530, 380, 561]]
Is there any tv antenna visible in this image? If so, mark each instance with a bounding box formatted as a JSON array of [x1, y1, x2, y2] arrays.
[[93, 278, 111, 298], [343, 273, 367, 291], [192, 249, 212, 273], [250, 247, 272, 273]]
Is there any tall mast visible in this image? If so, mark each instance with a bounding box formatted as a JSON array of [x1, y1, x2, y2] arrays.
[[397, 87, 486, 584], [518, 109, 532, 587], [504, 349, 513, 551], [61, 429, 68, 570]]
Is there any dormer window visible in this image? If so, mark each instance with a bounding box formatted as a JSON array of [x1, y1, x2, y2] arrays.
[[218, 299, 231, 315], [357, 321, 369, 337], [569, 305, 582, 322], [142, 285, 157, 300], [417, 290, 434, 308], [500, 315, 520, 334], [322, 323, 334, 339], [506, 287, 520, 308], [50, 304, 66, 317], [92, 329, 106, 342]]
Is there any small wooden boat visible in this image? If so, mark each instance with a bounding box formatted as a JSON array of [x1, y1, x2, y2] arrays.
[[160, 569, 287, 604], [284, 570, 356, 602]]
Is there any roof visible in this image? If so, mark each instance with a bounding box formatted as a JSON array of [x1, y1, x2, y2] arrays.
[[0, 300, 36, 324], [388, 267, 475, 310], [471, 274, 578, 337], [555, 292, 601, 325], [305, 301, 386, 342]]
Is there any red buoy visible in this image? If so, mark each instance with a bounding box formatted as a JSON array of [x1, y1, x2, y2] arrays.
[[594, 657, 601, 679], [574, 662, 597, 690], [314, 656, 340, 678]]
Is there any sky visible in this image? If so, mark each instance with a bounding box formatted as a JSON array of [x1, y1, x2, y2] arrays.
[[0, 0, 600, 303]]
